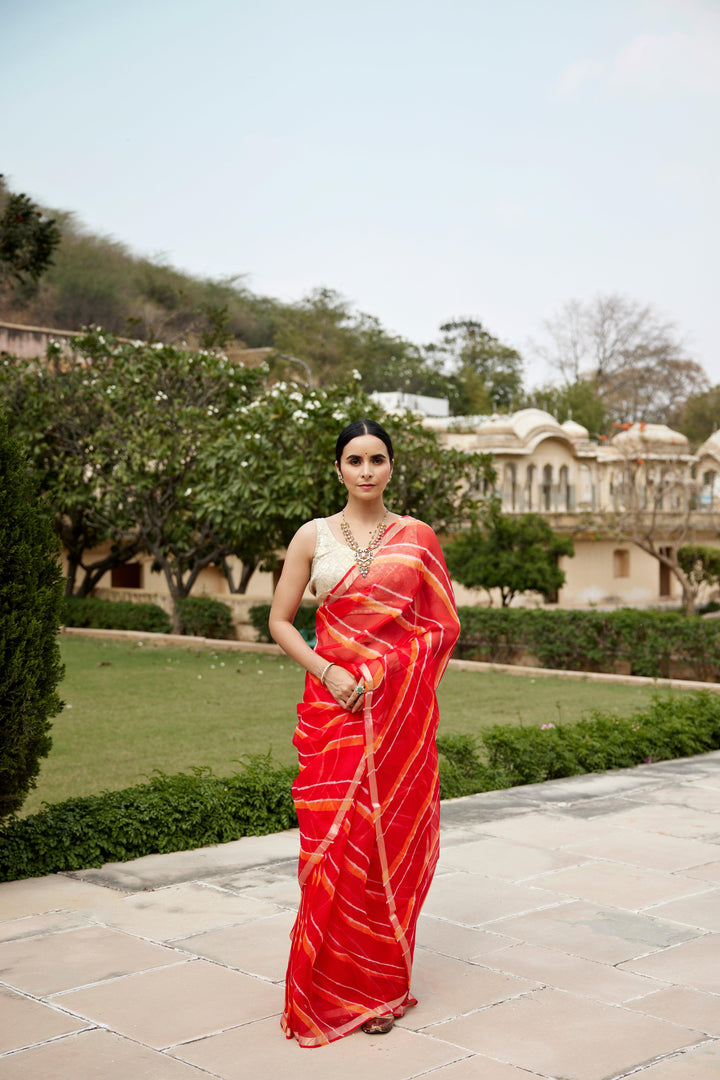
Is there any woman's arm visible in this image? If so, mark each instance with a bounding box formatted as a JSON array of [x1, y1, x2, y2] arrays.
[[269, 522, 363, 712]]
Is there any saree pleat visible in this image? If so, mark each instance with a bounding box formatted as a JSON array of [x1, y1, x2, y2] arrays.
[[282, 519, 460, 1047]]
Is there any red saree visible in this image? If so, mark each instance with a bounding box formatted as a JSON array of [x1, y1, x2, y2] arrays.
[[282, 517, 460, 1047]]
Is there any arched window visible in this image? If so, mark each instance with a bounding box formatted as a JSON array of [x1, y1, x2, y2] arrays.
[[503, 463, 517, 510], [525, 464, 535, 510], [559, 465, 570, 510], [542, 464, 553, 511]]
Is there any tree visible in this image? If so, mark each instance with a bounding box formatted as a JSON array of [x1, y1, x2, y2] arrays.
[[444, 499, 574, 606], [0, 176, 61, 292], [596, 426, 716, 615], [530, 377, 608, 437], [427, 319, 524, 415], [535, 294, 707, 426], [679, 385, 720, 448], [199, 379, 495, 589], [0, 416, 65, 821], [677, 545, 720, 601]]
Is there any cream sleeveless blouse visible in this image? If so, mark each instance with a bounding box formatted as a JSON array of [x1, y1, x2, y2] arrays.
[[308, 518, 355, 603]]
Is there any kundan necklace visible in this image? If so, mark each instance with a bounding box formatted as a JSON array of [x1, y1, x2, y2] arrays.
[[341, 509, 389, 577]]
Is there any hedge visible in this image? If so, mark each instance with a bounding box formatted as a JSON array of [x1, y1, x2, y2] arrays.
[[62, 597, 171, 634], [176, 596, 236, 640], [62, 596, 236, 639], [456, 607, 720, 681], [3, 692, 719, 881], [0, 756, 297, 883], [249, 602, 318, 644]]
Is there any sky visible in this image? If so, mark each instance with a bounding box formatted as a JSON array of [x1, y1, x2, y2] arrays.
[[3, 0, 719, 387]]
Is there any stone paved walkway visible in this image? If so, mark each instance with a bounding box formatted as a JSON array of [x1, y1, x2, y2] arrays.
[[1, 753, 719, 1079]]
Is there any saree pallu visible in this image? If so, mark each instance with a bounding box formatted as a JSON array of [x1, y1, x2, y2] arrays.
[[282, 518, 460, 1047]]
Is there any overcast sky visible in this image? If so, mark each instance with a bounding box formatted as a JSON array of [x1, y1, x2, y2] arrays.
[[3, 0, 719, 387]]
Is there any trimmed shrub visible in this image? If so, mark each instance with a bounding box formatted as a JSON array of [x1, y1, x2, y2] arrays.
[[176, 596, 235, 640], [62, 596, 171, 633], [0, 755, 297, 883], [249, 602, 318, 644], [456, 606, 720, 682], [0, 418, 65, 821], [3, 692, 720, 880]]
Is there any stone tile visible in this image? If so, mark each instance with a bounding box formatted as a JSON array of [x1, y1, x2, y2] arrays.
[[212, 867, 301, 909], [531, 862, 705, 910], [72, 829, 301, 890], [0, 985, 90, 1054], [0, 1028, 213, 1079], [420, 1058, 547, 1080], [565, 831, 720, 873], [492, 900, 699, 965], [169, 1013, 466, 1079], [423, 874, 560, 926], [0, 924, 183, 995], [0, 875, 127, 920], [631, 1043, 720, 1078], [417, 916, 520, 962], [628, 987, 720, 1036], [89, 881, 282, 940], [685, 861, 720, 884], [484, 942, 660, 1004], [430, 986, 703, 1080], [476, 813, 611, 848], [398, 950, 536, 1028], [600, 804, 720, 839], [175, 911, 295, 982], [438, 837, 586, 880], [57, 958, 281, 1049], [647, 889, 720, 931], [641, 786, 720, 814], [0, 910, 90, 944], [620, 933, 720, 993]]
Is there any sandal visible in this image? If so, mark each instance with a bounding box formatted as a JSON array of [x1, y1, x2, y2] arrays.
[[361, 1015, 394, 1035]]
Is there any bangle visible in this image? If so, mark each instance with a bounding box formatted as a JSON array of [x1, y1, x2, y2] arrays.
[[319, 661, 335, 685]]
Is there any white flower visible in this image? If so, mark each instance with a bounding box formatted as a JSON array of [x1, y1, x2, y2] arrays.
[[185, 488, 193, 496], [352, 369, 362, 381], [240, 460, 249, 467], [292, 410, 308, 422]]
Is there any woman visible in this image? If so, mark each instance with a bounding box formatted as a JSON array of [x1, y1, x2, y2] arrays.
[[269, 418, 460, 1047]]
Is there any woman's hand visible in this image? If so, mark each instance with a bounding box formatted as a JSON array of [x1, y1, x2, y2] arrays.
[[324, 664, 366, 713]]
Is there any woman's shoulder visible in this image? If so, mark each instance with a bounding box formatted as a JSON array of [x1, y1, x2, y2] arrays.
[[396, 515, 437, 541]]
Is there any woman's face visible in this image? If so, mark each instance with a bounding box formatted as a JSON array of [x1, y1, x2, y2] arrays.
[[336, 435, 393, 499]]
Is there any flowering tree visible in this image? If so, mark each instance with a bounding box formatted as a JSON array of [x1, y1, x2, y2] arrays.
[[198, 376, 495, 589]]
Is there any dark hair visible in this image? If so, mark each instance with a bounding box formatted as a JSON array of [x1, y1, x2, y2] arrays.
[[335, 418, 394, 464]]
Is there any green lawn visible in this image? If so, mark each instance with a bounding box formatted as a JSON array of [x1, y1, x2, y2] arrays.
[[22, 636, 690, 815]]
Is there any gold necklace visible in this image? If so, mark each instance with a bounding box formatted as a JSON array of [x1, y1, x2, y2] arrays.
[[340, 509, 389, 577]]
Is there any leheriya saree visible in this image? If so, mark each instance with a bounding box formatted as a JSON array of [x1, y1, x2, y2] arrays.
[[282, 517, 460, 1047]]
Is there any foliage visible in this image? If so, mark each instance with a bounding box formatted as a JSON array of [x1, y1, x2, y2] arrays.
[[481, 692, 720, 786], [530, 376, 608, 437], [677, 545, 720, 598], [198, 378, 494, 580], [445, 500, 574, 606], [0, 330, 264, 621], [426, 319, 524, 415], [679, 384, 720, 448], [0, 417, 65, 821], [0, 756, 298, 882], [249, 602, 318, 643], [176, 597, 236, 639], [62, 597, 171, 634], [5, 689, 719, 879], [0, 176, 61, 291], [455, 606, 720, 681]]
